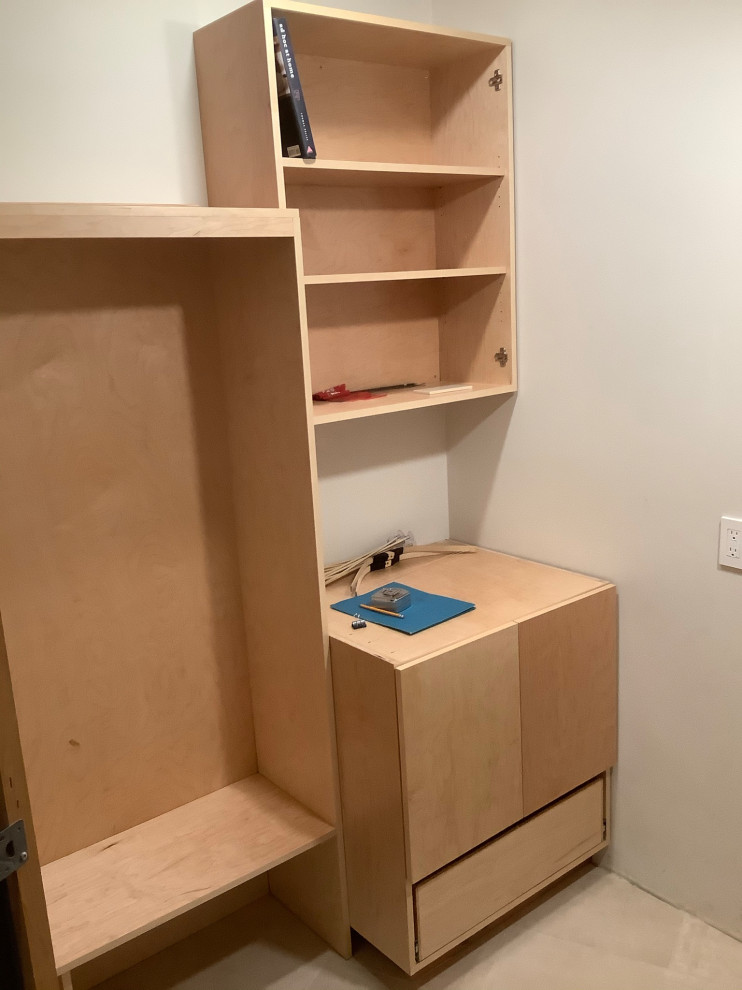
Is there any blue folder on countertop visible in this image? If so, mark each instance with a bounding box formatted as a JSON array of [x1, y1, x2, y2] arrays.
[[331, 582, 475, 635]]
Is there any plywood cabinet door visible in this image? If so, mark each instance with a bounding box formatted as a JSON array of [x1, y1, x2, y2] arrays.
[[396, 625, 523, 882], [519, 587, 617, 815]]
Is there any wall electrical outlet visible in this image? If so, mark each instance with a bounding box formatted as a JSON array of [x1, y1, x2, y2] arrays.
[[719, 516, 742, 570]]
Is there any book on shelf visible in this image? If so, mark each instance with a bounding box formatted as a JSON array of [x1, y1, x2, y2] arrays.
[[272, 16, 316, 160]]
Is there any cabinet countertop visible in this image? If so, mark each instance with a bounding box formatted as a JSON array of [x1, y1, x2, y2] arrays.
[[325, 544, 612, 667]]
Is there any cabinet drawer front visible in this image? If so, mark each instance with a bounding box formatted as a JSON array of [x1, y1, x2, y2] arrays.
[[415, 776, 605, 961], [397, 626, 522, 882]]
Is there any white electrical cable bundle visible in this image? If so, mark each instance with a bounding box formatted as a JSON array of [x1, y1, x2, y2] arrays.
[[323, 532, 410, 585], [324, 532, 475, 596]]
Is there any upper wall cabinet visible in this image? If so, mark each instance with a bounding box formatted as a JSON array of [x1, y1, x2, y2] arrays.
[[195, 1, 517, 423]]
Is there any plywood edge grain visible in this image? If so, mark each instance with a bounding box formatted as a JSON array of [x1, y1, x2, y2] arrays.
[[283, 159, 505, 187], [305, 267, 506, 285], [516, 582, 616, 624], [0, 204, 298, 239]]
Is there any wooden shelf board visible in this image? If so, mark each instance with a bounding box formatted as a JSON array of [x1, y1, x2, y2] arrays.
[[274, 1, 508, 68], [0, 203, 298, 240], [304, 267, 506, 286], [283, 159, 504, 188], [313, 382, 514, 425], [42, 774, 334, 975]]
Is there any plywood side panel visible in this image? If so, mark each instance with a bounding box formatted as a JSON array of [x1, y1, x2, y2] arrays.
[[194, 1, 284, 207], [305, 280, 440, 392], [0, 240, 257, 864], [210, 238, 335, 823], [430, 48, 510, 168], [295, 54, 432, 164], [397, 626, 523, 882], [520, 588, 618, 814], [269, 838, 351, 957], [0, 614, 58, 990], [435, 177, 508, 270], [331, 640, 414, 973], [287, 185, 437, 276], [439, 274, 513, 386]]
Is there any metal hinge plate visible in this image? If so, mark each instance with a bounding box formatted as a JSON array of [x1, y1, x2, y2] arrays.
[[0, 820, 28, 882], [495, 347, 509, 367], [489, 70, 503, 91]]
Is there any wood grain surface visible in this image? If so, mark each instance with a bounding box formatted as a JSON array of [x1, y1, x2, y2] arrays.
[[0, 239, 258, 863], [42, 774, 334, 974], [397, 626, 523, 881], [415, 777, 605, 960], [326, 545, 611, 666], [519, 587, 618, 814], [331, 641, 414, 972]]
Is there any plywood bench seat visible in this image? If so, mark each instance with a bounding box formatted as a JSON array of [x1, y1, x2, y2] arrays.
[[42, 774, 334, 975]]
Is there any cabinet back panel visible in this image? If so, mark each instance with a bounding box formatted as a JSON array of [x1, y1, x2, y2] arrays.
[[288, 185, 437, 276], [294, 54, 433, 164], [0, 240, 257, 863], [305, 281, 440, 391]]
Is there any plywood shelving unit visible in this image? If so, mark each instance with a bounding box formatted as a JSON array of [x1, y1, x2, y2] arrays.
[[194, 0, 517, 424], [0, 204, 349, 988]]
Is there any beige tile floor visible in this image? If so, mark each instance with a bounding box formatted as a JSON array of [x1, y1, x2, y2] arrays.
[[98, 866, 742, 990]]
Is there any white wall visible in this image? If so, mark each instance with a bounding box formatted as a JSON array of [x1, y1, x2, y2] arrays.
[[316, 408, 448, 564], [439, 0, 742, 939], [0, 0, 447, 567]]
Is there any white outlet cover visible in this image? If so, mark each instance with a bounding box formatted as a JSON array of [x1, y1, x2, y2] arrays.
[[719, 516, 742, 570]]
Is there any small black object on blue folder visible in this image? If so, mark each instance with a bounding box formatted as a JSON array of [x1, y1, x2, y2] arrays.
[[332, 582, 475, 635]]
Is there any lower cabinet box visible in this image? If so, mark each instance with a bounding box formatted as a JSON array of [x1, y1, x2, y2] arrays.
[[414, 776, 606, 961], [329, 547, 616, 973]]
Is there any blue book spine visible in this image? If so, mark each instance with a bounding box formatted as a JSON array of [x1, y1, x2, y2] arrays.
[[272, 16, 317, 160]]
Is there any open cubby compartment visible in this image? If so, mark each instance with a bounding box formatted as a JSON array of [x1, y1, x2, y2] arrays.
[[274, 2, 510, 170], [288, 175, 509, 277], [0, 206, 347, 982], [308, 272, 515, 421]]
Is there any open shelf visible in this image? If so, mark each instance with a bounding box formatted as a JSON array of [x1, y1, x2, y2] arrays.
[[313, 382, 514, 424], [304, 267, 505, 286], [283, 159, 505, 188], [42, 774, 334, 974]]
